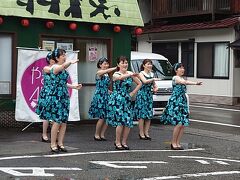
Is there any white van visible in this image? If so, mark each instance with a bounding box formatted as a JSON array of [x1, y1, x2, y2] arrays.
[[130, 51, 173, 116]]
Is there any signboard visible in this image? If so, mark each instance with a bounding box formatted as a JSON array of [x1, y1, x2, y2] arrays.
[[0, 0, 143, 26]]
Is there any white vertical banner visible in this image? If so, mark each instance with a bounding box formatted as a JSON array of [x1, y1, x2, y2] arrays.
[[15, 48, 80, 122]]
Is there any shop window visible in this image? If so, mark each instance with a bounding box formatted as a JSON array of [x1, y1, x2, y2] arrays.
[[197, 42, 229, 79], [75, 39, 107, 83], [181, 42, 194, 77], [152, 42, 178, 66], [0, 35, 12, 95]]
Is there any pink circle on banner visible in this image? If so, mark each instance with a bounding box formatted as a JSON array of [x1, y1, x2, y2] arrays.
[[21, 58, 72, 112]]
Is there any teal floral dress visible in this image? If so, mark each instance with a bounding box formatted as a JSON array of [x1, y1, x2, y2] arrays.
[[88, 74, 110, 119], [37, 68, 70, 124], [36, 71, 51, 118], [134, 72, 154, 120], [107, 72, 134, 128], [160, 76, 189, 126]]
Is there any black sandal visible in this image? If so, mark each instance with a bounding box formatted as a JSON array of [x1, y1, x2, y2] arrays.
[[57, 145, 68, 152], [121, 144, 130, 150], [100, 137, 107, 141], [139, 134, 147, 140], [42, 136, 49, 143], [94, 136, 102, 141], [50, 146, 59, 153], [144, 135, 152, 141], [114, 143, 124, 150]]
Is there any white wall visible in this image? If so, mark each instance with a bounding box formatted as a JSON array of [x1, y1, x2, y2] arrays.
[[137, 28, 236, 97]]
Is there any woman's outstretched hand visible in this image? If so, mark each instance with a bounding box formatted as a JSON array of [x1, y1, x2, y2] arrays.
[[75, 84, 82, 90]]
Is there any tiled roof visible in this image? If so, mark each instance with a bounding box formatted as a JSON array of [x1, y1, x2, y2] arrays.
[[143, 17, 240, 34]]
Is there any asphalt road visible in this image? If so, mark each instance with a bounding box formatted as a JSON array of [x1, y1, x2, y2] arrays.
[[0, 104, 240, 179]]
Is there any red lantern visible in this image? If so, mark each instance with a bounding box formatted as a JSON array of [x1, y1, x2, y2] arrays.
[[0, 17, 3, 25], [135, 27, 143, 35], [46, 21, 54, 29], [69, 22, 77, 30], [92, 24, 100, 32], [21, 19, 30, 27], [113, 25, 121, 33]]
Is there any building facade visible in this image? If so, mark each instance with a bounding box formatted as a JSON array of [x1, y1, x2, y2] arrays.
[[0, 0, 143, 127], [137, 0, 240, 105]]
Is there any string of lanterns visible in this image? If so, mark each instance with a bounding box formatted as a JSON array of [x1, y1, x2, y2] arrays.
[[0, 16, 143, 35]]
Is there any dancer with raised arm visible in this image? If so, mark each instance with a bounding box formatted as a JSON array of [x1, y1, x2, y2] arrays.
[[89, 57, 117, 141], [160, 63, 202, 150], [107, 56, 142, 150]]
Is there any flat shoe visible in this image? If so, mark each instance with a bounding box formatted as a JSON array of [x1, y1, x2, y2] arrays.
[[94, 136, 102, 141], [121, 144, 130, 150], [114, 143, 124, 150], [115, 145, 125, 150], [50, 147, 59, 153], [100, 137, 107, 141], [57, 145, 68, 152], [139, 134, 147, 140], [170, 144, 180, 150], [177, 146, 184, 150], [145, 136, 152, 141], [42, 136, 49, 143]]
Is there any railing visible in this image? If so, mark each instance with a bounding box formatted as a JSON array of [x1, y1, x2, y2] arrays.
[[152, 0, 231, 19]]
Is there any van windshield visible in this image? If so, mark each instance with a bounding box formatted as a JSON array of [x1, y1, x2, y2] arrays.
[[131, 59, 172, 80]]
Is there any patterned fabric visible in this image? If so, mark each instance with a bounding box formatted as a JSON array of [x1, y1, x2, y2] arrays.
[[35, 71, 52, 118], [106, 72, 134, 128], [160, 76, 189, 126], [37, 68, 70, 124], [88, 74, 110, 119], [134, 72, 154, 120]]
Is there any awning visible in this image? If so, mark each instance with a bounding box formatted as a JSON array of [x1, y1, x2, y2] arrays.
[[143, 17, 240, 34]]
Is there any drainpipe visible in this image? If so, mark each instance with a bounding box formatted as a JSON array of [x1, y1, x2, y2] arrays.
[[150, 0, 153, 25], [211, 0, 215, 21]]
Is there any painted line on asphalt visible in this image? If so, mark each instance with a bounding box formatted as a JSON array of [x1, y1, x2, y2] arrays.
[[190, 105, 240, 112], [190, 118, 240, 128], [140, 171, 240, 180], [43, 148, 205, 158], [90, 161, 167, 169], [169, 156, 240, 163], [0, 148, 205, 161]]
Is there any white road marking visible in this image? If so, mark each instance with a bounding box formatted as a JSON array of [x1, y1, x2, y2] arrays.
[[214, 161, 230, 165], [0, 167, 82, 177], [190, 105, 240, 112], [90, 161, 167, 168], [0, 148, 204, 161], [43, 148, 205, 158], [140, 171, 240, 180], [190, 118, 240, 128], [194, 160, 230, 165], [195, 160, 210, 165], [169, 156, 240, 163]]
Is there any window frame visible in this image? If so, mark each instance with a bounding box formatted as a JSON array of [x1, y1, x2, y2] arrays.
[[39, 34, 113, 86], [197, 41, 230, 79], [0, 32, 16, 99], [181, 41, 194, 77]]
